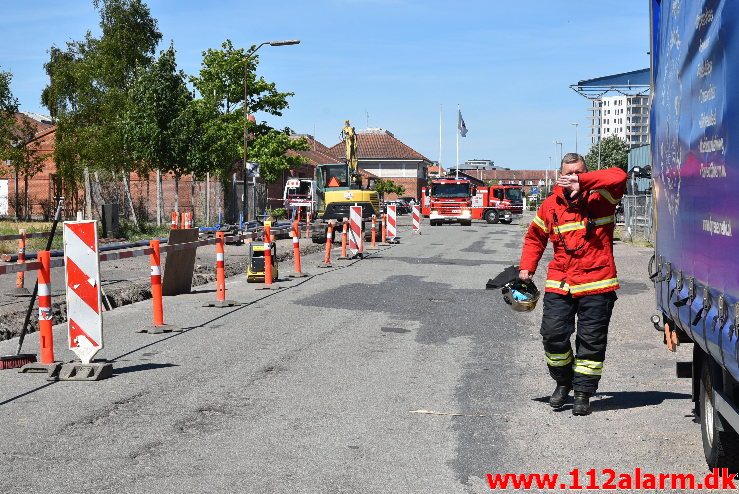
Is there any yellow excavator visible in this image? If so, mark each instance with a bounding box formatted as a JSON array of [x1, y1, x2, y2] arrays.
[[311, 120, 380, 243]]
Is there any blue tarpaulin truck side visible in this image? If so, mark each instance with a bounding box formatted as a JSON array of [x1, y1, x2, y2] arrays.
[[652, 0, 739, 470]]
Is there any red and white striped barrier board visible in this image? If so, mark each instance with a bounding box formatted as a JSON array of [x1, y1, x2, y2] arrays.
[[412, 205, 421, 234], [349, 205, 363, 256], [387, 205, 397, 240], [63, 221, 103, 365]]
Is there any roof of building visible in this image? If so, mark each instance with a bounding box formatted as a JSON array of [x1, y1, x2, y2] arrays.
[[286, 134, 379, 179], [287, 135, 342, 166], [571, 68, 650, 99], [329, 128, 431, 162]]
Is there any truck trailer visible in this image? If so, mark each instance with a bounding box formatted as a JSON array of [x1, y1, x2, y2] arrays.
[[651, 0, 739, 470]]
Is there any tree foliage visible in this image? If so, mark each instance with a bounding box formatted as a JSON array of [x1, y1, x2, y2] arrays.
[[42, 0, 162, 181], [189, 39, 307, 181], [0, 69, 19, 163], [123, 45, 192, 177], [373, 178, 405, 196], [584, 135, 629, 171]]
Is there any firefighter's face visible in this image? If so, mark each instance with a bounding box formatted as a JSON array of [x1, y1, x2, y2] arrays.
[[561, 160, 587, 176]]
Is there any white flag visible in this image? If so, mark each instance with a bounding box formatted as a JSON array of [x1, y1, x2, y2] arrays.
[[458, 110, 468, 137]]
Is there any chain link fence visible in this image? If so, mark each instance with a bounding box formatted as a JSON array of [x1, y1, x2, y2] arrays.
[[4, 173, 272, 226], [621, 194, 653, 244]]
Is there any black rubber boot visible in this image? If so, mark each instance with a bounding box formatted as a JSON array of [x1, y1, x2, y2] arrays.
[[572, 391, 592, 416], [549, 384, 572, 409]]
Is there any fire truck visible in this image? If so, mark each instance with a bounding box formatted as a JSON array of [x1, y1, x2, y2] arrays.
[[420, 178, 475, 226], [283, 178, 316, 219], [471, 185, 524, 224]]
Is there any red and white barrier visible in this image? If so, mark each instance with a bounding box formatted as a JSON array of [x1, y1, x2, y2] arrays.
[[349, 206, 363, 257], [171, 211, 179, 230], [412, 205, 421, 234], [387, 205, 398, 243], [63, 221, 103, 365]]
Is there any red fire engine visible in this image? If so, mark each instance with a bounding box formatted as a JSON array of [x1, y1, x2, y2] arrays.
[[470, 185, 524, 224], [420, 178, 475, 226]]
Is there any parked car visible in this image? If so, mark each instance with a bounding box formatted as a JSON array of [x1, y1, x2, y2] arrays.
[[382, 200, 411, 215]]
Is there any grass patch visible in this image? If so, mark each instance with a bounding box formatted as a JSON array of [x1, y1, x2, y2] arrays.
[[614, 225, 653, 248], [0, 219, 174, 255]]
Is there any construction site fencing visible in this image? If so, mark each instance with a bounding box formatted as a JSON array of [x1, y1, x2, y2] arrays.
[[3, 173, 274, 226], [622, 194, 654, 244]]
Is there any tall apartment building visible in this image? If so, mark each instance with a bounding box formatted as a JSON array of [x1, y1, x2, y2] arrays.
[[588, 94, 650, 148]]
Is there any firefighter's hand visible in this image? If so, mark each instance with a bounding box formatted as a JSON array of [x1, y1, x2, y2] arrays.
[[556, 173, 580, 193], [519, 269, 533, 281]]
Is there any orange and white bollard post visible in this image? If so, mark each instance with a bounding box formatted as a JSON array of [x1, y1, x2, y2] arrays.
[[143, 239, 176, 333], [338, 218, 349, 260], [305, 213, 311, 239], [381, 213, 389, 245], [171, 211, 179, 230], [259, 224, 281, 290], [8, 229, 31, 297], [204, 231, 240, 306], [319, 221, 335, 268], [37, 250, 55, 365], [290, 220, 308, 278], [368, 214, 378, 250]]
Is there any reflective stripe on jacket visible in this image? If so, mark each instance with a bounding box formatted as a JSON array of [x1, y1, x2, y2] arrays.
[[519, 167, 627, 298]]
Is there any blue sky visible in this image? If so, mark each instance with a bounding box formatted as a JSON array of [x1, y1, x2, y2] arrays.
[[1, 0, 649, 169]]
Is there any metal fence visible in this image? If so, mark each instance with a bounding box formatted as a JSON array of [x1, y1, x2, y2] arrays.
[[621, 194, 653, 243]]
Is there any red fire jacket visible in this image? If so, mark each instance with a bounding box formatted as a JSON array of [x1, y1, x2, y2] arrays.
[[519, 167, 628, 297]]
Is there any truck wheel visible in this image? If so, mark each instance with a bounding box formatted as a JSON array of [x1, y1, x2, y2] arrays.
[[500, 218, 513, 224], [484, 210, 499, 224], [700, 361, 739, 470]]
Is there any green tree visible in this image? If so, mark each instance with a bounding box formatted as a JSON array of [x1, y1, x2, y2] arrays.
[[124, 45, 192, 223], [42, 0, 162, 224], [372, 178, 405, 197], [190, 39, 308, 219], [8, 118, 50, 219], [584, 135, 629, 171], [0, 69, 19, 164]]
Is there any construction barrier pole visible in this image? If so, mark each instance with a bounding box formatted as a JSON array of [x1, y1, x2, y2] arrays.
[[37, 250, 55, 365], [320, 221, 334, 267], [370, 214, 377, 249], [338, 218, 349, 260], [264, 225, 273, 286], [204, 231, 239, 306], [171, 211, 179, 230], [10, 229, 30, 296], [305, 214, 311, 239], [216, 231, 227, 297], [381, 213, 388, 245], [290, 220, 307, 278], [150, 239, 164, 326]]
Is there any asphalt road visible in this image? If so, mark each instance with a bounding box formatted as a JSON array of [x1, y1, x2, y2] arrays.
[[0, 215, 706, 493]]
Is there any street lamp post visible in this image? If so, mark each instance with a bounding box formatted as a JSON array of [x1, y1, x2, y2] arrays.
[[554, 141, 563, 181], [243, 39, 300, 223], [571, 122, 579, 154]]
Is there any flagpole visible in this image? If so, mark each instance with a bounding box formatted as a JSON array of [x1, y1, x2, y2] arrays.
[[439, 104, 443, 176], [456, 104, 460, 179]]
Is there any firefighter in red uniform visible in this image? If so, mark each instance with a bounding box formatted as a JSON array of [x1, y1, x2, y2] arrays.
[[519, 153, 627, 415]]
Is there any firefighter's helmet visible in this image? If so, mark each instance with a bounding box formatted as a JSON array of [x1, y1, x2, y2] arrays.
[[502, 279, 540, 312]]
